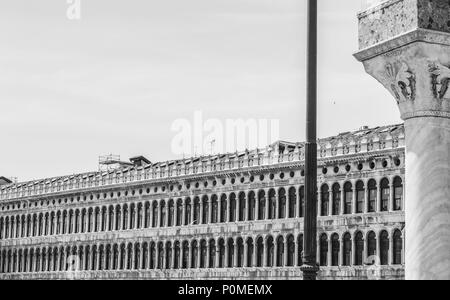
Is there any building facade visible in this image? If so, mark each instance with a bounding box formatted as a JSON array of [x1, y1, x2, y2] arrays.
[[0, 124, 405, 280]]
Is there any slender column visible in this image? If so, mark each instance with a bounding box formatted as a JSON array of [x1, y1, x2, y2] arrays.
[[218, 198, 222, 223], [200, 201, 204, 224], [263, 239, 268, 268], [351, 237, 355, 266], [264, 189, 269, 220], [327, 238, 332, 267], [284, 238, 289, 267], [255, 194, 260, 221], [352, 181, 357, 215], [340, 184, 345, 215], [364, 181, 370, 214], [376, 178, 381, 213], [390, 178, 395, 212], [233, 241, 238, 267], [294, 238, 299, 266], [157, 202, 162, 228], [338, 238, 343, 266], [243, 241, 248, 267], [206, 243, 210, 269]]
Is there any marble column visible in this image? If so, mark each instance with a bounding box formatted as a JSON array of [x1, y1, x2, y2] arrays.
[[355, 0, 450, 280]]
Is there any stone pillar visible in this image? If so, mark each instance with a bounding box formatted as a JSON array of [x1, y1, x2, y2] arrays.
[[339, 183, 345, 215], [355, 0, 450, 280]]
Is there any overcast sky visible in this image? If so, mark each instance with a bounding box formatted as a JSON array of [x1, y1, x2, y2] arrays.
[[0, 0, 401, 182]]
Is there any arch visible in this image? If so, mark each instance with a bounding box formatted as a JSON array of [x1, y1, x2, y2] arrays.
[[236, 237, 244, 268], [276, 236, 284, 267], [202, 196, 209, 225], [176, 199, 183, 226], [227, 238, 235, 268], [220, 195, 227, 223], [380, 230, 389, 265], [278, 188, 286, 219], [209, 239, 216, 268], [200, 240, 207, 268], [152, 201, 158, 228], [354, 231, 364, 266], [266, 236, 274, 267], [380, 178, 390, 212], [182, 241, 189, 269], [193, 197, 201, 225], [343, 233, 352, 266], [168, 199, 175, 227], [319, 233, 328, 266], [185, 198, 192, 226], [367, 231, 377, 260], [368, 179, 377, 213], [246, 238, 254, 267], [218, 239, 225, 268], [191, 240, 198, 269], [248, 191, 256, 221], [356, 181, 365, 214], [173, 241, 180, 269], [229, 193, 237, 222], [258, 190, 266, 220], [393, 230, 403, 265], [288, 187, 297, 218], [159, 201, 166, 228], [331, 233, 340, 266], [344, 182, 353, 215], [321, 184, 330, 216], [165, 241, 172, 269], [268, 189, 276, 220], [157, 242, 164, 269], [211, 195, 219, 224], [393, 177, 403, 211]]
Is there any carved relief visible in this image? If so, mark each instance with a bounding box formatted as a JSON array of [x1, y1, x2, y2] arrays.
[[385, 62, 416, 103], [429, 61, 450, 100]]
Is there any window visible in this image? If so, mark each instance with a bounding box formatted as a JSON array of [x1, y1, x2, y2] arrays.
[[299, 186, 305, 218], [380, 179, 390, 212], [343, 233, 352, 266], [356, 181, 364, 213], [258, 191, 266, 220], [320, 234, 328, 266], [368, 179, 377, 213], [344, 183, 353, 215], [380, 231, 389, 265], [354, 232, 364, 265], [393, 230, 403, 265], [331, 234, 339, 266], [278, 189, 286, 219], [394, 177, 403, 211], [321, 185, 329, 216], [367, 231, 377, 260], [288, 188, 296, 218], [332, 184, 341, 215]]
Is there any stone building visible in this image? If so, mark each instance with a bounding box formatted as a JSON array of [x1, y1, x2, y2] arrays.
[[0, 124, 405, 280]]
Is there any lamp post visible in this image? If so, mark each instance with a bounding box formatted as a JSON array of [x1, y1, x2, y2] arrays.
[[300, 0, 319, 280]]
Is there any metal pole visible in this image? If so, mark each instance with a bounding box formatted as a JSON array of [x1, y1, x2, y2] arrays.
[[301, 0, 319, 280]]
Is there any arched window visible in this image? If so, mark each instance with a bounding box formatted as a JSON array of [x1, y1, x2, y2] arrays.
[[299, 186, 305, 217], [276, 236, 284, 267], [159, 201, 166, 228], [344, 183, 353, 214], [152, 202, 158, 228], [331, 234, 340, 266], [380, 231, 389, 265], [218, 239, 225, 268], [200, 196, 208, 224], [211, 195, 218, 224], [191, 241, 198, 269], [320, 234, 328, 266], [246, 238, 254, 267], [268, 190, 276, 220], [332, 184, 341, 215], [220, 195, 227, 223], [321, 185, 330, 216], [343, 233, 351, 266], [166, 242, 172, 269], [393, 177, 403, 211], [287, 235, 295, 267], [380, 179, 390, 212], [176, 200, 183, 226], [354, 232, 364, 266], [122, 205, 128, 230], [173, 242, 179, 269], [185, 198, 191, 226], [393, 230, 403, 265], [238, 192, 246, 222], [229, 194, 236, 222], [278, 189, 286, 219], [168, 200, 174, 227], [367, 231, 377, 260], [227, 238, 234, 268], [209, 240, 216, 268], [157, 242, 164, 269], [256, 237, 264, 267], [258, 191, 266, 220], [368, 179, 377, 213], [266, 236, 274, 267], [144, 202, 150, 228], [237, 238, 244, 268], [199, 240, 207, 268], [193, 198, 200, 225], [248, 192, 256, 221], [356, 181, 364, 213], [149, 243, 156, 269], [288, 187, 297, 218], [182, 241, 189, 269]]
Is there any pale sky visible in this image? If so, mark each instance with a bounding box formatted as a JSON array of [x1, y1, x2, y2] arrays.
[[0, 0, 401, 182]]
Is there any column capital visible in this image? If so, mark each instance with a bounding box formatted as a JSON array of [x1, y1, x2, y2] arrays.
[[355, 1, 450, 121]]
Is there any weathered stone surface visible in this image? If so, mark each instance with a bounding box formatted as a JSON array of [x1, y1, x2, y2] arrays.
[[358, 0, 450, 50]]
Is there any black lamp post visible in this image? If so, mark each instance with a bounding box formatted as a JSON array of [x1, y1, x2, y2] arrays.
[[300, 0, 319, 280]]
